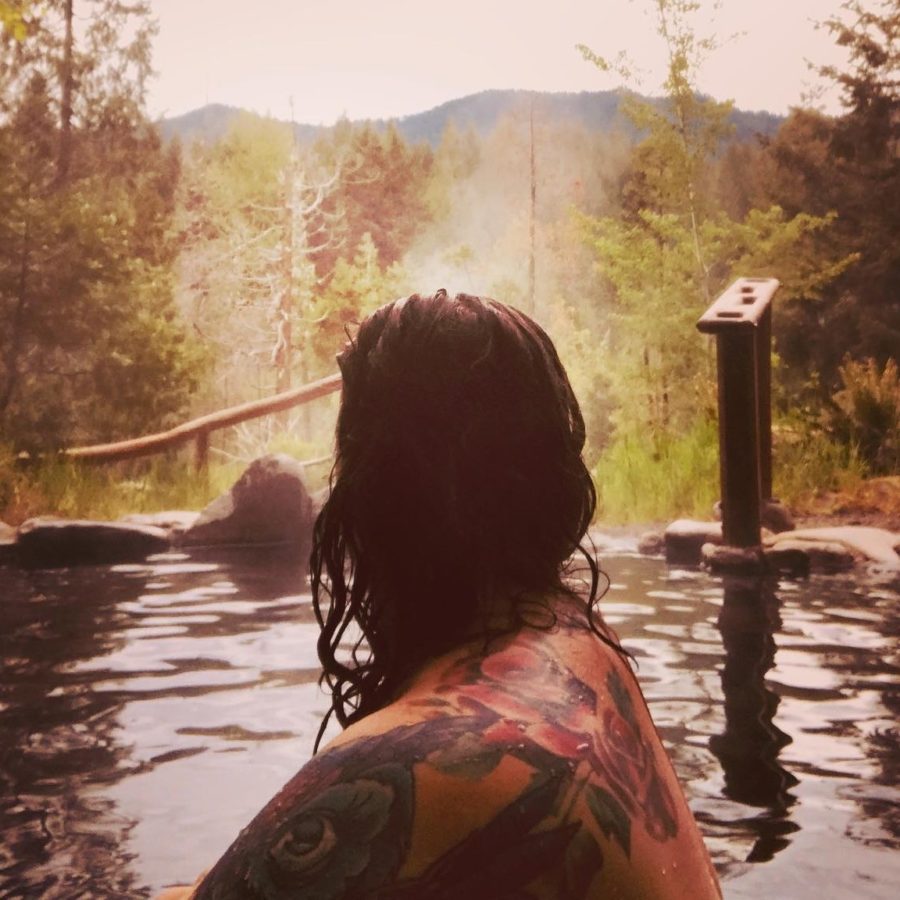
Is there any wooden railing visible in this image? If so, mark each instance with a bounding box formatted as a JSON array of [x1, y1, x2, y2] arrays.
[[64, 372, 342, 470]]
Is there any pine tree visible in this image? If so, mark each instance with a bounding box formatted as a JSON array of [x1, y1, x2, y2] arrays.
[[0, 0, 203, 451]]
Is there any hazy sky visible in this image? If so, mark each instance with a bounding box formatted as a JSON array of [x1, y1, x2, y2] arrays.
[[146, 0, 850, 124]]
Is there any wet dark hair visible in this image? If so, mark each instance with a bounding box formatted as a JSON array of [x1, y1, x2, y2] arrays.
[[311, 291, 616, 750]]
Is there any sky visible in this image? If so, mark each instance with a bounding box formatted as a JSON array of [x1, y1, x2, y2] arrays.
[[146, 0, 851, 124]]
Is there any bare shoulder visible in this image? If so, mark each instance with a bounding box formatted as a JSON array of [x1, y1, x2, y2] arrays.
[[190, 709, 534, 899], [192, 628, 720, 899]]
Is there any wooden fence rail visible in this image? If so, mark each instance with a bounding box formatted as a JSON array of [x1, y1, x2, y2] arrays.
[[63, 372, 342, 470]]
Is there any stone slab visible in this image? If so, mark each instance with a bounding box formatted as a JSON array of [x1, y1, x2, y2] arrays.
[[120, 510, 200, 535], [765, 526, 899, 568], [17, 517, 171, 568], [763, 539, 856, 574]]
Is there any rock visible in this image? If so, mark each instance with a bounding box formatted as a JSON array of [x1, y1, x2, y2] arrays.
[[701, 542, 766, 574], [120, 510, 200, 538], [763, 538, 857, 573], [638, 531, 665, 556], [761, 498, 795, 534], [180, 453, 314, 550], [664, 519, 723, 566], [763, 543, 811, 577], [16, 517, 171, 568], [586, 530, 641, 556], [0, 520, 18, 566], [765, 525, 899, 569]]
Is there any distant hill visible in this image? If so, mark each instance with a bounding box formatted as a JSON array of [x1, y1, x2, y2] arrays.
[[158, 89, 783, 147]]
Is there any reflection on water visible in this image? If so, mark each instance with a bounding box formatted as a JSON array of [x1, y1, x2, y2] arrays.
[[710, 577, 799, 862], [0, 552, 897, 898]]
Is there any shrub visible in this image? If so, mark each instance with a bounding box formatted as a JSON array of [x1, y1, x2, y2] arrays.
[[831, 357, 900, 475]]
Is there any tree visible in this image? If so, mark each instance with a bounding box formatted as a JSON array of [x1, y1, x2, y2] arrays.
[[758, 0, 900, 389], [0, 1, 202, 451], [310, 232, 408, 376], [312, 122, 433, 278], [578, 0, 851, 442], [178, 113, 342, 410]]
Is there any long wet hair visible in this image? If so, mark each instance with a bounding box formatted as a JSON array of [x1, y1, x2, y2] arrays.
[[311, 291, 617, 750]]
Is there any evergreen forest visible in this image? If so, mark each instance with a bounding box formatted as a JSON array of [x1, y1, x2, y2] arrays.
[[1, 0, 898, 525]]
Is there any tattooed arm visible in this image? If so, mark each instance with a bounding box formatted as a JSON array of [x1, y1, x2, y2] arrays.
[[190, 714, 556, 900], [192, 631, 720, 900]]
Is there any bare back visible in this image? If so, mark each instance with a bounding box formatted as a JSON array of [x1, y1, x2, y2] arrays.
[[191, 599, 721, 899]]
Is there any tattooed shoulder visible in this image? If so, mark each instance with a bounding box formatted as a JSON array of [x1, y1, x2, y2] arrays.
[[193, 637, 688, 899], [191, 715, 534, 900]]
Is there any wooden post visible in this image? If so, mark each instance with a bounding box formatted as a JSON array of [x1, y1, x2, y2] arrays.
[[756, 304, 773, 502], [528, 97, 536, 315], [697, 278, 779, 550], [716, 330, 761, 547]]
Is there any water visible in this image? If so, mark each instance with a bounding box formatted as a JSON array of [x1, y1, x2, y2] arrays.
[[1, 550, 897, 898]]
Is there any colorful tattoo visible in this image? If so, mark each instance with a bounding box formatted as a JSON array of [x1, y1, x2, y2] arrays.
[[194, 633, 678, 899]]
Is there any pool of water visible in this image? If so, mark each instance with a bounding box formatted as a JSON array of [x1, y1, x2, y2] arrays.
[[1, 548, 897, 898]]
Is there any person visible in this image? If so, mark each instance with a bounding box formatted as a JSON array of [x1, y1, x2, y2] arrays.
[[166, 291, 721, 899]]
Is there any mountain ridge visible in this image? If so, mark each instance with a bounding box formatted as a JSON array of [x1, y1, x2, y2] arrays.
[[158, 88, 783, 147]]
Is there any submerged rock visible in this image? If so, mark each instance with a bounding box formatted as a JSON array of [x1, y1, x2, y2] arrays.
[[664, 519, 723, 566], [180, 453, 314, 551], [16, 517, 170, 568], [638, 531, 665, 556], [701, 542, 766, 574]]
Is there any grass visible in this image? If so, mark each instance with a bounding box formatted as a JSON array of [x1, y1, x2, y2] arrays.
[[0, 433, 335, 527], [772, 419, 867, 510], [0, 455, 240, 526], [592, 418, 720, 525], [592, 415, 872, 527], [0, 419, 875, 529]]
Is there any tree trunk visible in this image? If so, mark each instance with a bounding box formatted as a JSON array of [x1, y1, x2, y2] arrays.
[[58, 0, 75, 183], [528, 98, 536, 315], [275, 164, 295, 395], [0, 218, 31, 419]]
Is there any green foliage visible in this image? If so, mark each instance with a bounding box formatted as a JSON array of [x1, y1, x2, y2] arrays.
[[578, 0, 850, 465], [309, 233, 408, 375], [0, 1, 204, 452], [0, 448, 242, 525], [176, 112, 298, 402], [772, 415, 866, 508], [593, 417, 719, 524], [831, 356, 900, 474], [757, 1, 899, 388], [314, 121, 434, 275], [179, 117, 427, 415], [544, 299, 615, 463], [424, 121, 481, 219], [0, 1, 29, 41]]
